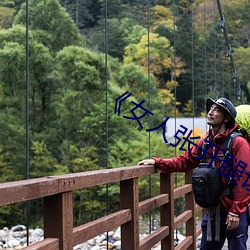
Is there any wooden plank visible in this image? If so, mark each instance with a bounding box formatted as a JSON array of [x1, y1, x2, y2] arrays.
[[196, 225, 202, 237], [139, 194, 169, 215], [195, 204, 203, 213], [0, 165, 156, 206], [22, 238, 59, 250], [174, 210, 192, 229], [0, 177, 59, 206], [140, 226, 169, 250], [174, 184, 192, 199], [57, 165, 156, 192], [73, 209, 131, 245], [174, 236, 193, 250], [161, 173, 174, 250], [120, 178, 140, 250], [44, 192, 73, 250], [185, 172, 196, 250]]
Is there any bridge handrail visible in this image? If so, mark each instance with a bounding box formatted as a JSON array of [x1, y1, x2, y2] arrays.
[[0, 165, 202, 250]]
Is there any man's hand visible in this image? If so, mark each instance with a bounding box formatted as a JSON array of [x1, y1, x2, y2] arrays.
[[137, 159, 155, 166], [226, 213, 240, 230]]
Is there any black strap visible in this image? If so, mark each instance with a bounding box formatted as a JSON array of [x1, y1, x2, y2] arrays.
[[202, 132, 242, 242], [223, 131, 242, 157]]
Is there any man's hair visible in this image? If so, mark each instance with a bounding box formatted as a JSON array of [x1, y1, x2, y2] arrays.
[[221, 109, 235, 128]]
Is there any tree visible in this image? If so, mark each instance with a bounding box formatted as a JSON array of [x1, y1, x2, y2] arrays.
[[124, 31, 185, 84], [61, 0, 101, 29], [234, 46, 250, 102], [0, 6, 15, 29], [14, 0, 84, 52]]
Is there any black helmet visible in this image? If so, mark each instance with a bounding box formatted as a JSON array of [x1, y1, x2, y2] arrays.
[[206, 97, 237, 120]]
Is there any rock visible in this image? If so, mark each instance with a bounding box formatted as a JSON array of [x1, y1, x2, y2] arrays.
[[107, 231, 114, 237], [7, 239, 20, 247], [108, 236, 116, 243], [113, 227, 120, 240], [0, 224, 187, 249], [11, 226, 26, 232], [91, 245, 101, 250], [95, 234, 106, 243], [30, 228, 43, 238], [113, 240, 121, 249], [0, 230, 7, 238]]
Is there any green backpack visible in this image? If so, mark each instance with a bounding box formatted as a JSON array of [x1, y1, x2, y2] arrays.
[[235, 105, 250, 141]]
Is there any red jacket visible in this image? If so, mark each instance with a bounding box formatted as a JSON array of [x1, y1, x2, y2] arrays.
[[154, 124, 250, 216]]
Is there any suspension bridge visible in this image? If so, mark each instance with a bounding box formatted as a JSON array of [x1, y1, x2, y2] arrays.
[[0, 0, 248, 249]]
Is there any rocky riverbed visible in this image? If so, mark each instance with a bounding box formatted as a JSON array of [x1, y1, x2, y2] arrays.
[[0, 225, 188, 249]]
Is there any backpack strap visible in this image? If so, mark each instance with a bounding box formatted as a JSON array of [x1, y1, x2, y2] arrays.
[[203, 132, 241, 242], [200, 140, 208, 162], [223, 131, 242, 157], [222, 132, 243, 200]]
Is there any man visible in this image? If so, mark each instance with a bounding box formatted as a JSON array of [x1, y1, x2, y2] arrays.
[[138, 97, 250, 250]]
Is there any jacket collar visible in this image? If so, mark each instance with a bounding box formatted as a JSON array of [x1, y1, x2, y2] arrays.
[[207, 124, 239, 143]]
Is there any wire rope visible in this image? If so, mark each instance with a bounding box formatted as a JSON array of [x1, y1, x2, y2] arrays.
[[25, 0, 30, 245], [172, 0, 179, 245], [203, 0, 207, 99], [213, 0, 217, 96], [146, 0, 152, 234], [215, 0, 242, 104], [104, 0, 109, 248], [191, 0, 195, 129], [172, 0, 177, 167]]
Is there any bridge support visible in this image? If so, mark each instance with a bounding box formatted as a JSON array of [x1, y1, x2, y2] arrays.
[[44, 192, 73, 250], [185, 171, 196, 250], [120, 178, 140, 250], [161, 172, 174, 250]]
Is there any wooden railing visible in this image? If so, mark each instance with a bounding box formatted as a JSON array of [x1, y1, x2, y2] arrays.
[[0, 165, 203, 250]]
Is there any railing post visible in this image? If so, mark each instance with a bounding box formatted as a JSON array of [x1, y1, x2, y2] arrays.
[[44, 192, 73, 250], [120, 178, 139, 250], [185, 171, 196, 250], [161, 173, 174, 250]]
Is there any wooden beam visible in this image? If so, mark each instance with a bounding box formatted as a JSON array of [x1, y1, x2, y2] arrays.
[[58, 165, 156, 192], [120, 178, 140, 250], [140, 226, 169, 250], [174, 184, 192, 199], [175, 236, 193, 250], [0, 165, 156, 206], [185, 172, 196, 250], [174, 210, 192, 229], [44, 192, 73, 250], [22, 238, 59, 250], [73, 209, 131, 245], [161, 173, 174, 250], [139, 194, 169, 215], [0, 177, 59, 206]]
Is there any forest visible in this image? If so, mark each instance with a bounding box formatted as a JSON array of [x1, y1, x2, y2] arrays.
[[0, 0, 249, 228]]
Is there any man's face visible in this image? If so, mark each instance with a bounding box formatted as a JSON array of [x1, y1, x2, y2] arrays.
[[207, 104, 226, 127]]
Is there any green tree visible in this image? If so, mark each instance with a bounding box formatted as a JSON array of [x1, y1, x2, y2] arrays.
[[0, 6, 15, 29], [14, 0, 84, 52], [61, 0, 101, 28]]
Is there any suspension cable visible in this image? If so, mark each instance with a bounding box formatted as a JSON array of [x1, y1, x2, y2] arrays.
[[105, 0, 109, 248], [147, 0, 152, 234], [191, 0, 195, 126], [213, 0, 217, 95], [25, 0, 30, 246], [173, 0, 179, 245], [216, 0, 242, 104], [203, 0, 207, 99]]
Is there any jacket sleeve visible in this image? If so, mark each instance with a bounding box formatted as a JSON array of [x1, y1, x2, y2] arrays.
[[153, 140, 203, 174], [229, 136, 250, 215]]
